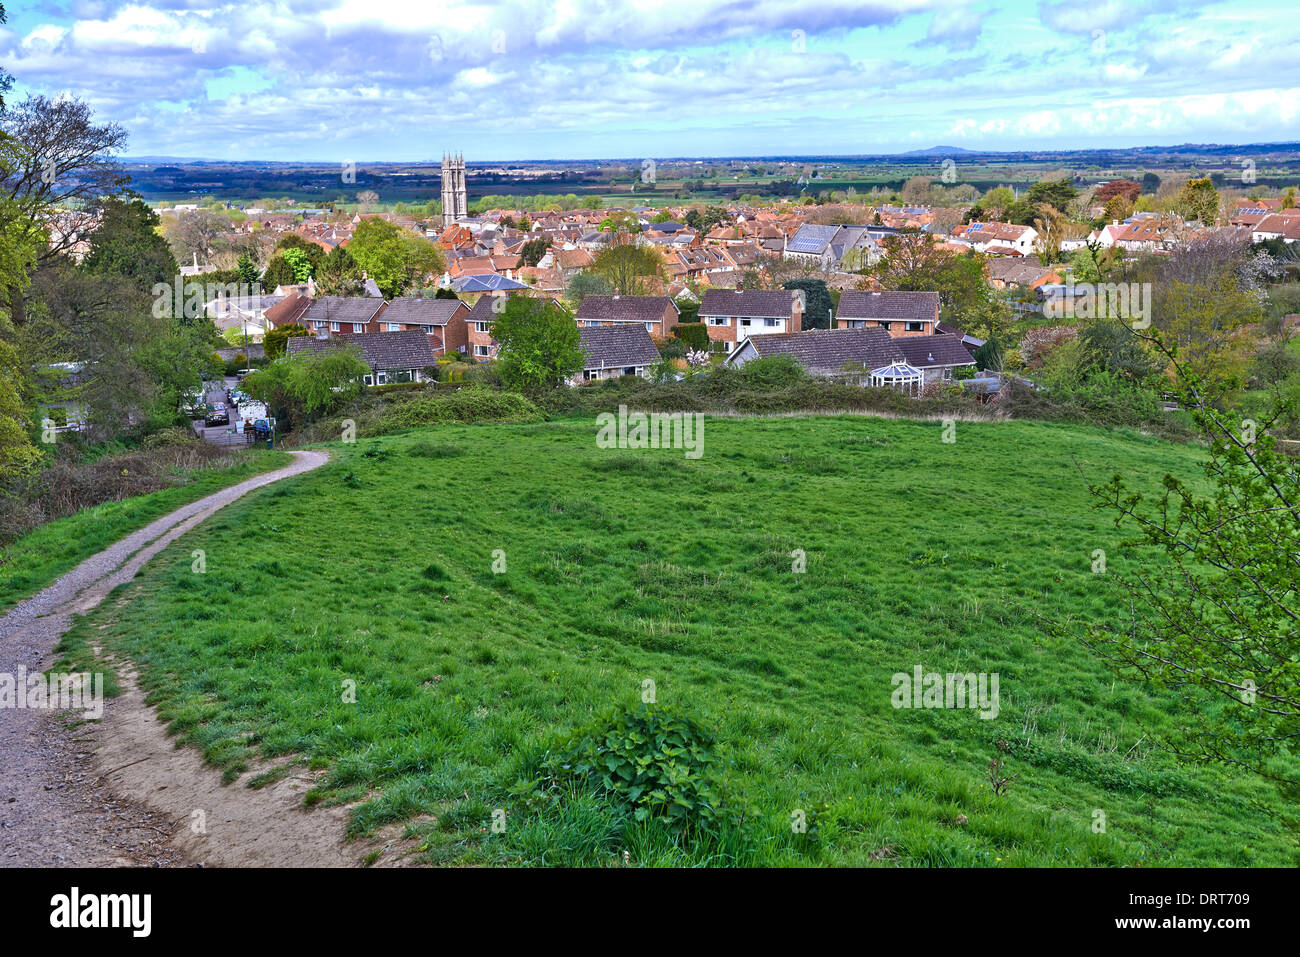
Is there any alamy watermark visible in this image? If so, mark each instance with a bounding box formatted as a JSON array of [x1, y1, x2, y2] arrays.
[[891, 665, 999, 720], [595, 404, 704, 459], [1, 667, 104, 719], [1044, 281, 1151, 329]]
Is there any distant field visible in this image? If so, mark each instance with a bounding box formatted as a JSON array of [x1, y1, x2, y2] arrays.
[[59, 416, 1294, 866]]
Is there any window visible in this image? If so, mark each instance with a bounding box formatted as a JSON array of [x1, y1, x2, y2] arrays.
[[764, 318, 778, 327], [376, 371, 388, 385], [386, 323, 401, 332], [707, 316, 730, 326], [475, 321, 490, 333], [363, 374, 374, 386], [352, 323, 366, 333], [741, 319, 751, 326], [942, 367, 953, 380], [877, 321, 891, 331], [330, 321, 340, 332], [644, 322, 655, 332], [475, 345, 490, 357], [905, 321, 923, 332], [421, 325, 435, 334]]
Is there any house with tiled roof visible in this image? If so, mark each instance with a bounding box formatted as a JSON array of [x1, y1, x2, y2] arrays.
[[574, 324, 662, 384], [287, 329, 437, 386], [576, 295, 680, 338], [784, 224, 882, 270], [300, 296, 387, 336], [727, 327, 974, 389], [1252, 211, 1300, 244], [698, 288, 804, 349], [379, 297, 471, 354], [950, 222, 1038, 254], [835, 290, 940, 337]]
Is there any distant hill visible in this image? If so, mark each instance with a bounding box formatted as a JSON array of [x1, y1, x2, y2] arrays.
[[899, 145, 982, 157]]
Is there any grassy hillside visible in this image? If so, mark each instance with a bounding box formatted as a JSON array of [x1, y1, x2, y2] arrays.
[[0, 449, 292, 612], [59, 416, 1295, 866]]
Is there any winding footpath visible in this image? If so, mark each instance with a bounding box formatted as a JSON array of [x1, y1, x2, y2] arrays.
[[0, 450, 328, 867]]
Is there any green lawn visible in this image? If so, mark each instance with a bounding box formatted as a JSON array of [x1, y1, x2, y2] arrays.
[[1, 449, 292, 612], [58, 416, 1295, 866]]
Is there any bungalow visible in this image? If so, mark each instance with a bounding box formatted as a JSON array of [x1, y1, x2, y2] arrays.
[[300, 296, 386, 336], [287, 329, 437, 387], [379, 297, 471, 355], [576, 295, 680, 338], [575, 324, 661, 384], [727, 327, 975, 390], [835, 290, 940, 337], [1252, 212, 1300, 244], [950, 222, 1038, 254], [698, 288, 804, 350]]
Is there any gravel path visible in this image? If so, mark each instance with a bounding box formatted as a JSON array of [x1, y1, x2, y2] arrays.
[[0, 450, 329, 867]]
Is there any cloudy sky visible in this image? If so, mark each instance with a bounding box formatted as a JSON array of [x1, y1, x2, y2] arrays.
[[2, 0, 1297, 161]]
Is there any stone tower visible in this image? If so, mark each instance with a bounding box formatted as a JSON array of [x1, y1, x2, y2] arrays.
[[441, 152, 467, 228]]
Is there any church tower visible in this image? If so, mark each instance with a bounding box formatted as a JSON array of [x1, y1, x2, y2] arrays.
[[441, 152, 467, 228]]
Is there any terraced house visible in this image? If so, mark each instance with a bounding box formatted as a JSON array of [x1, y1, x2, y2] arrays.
[[299, 296, 387, 336], [575, 295, 680, 338]]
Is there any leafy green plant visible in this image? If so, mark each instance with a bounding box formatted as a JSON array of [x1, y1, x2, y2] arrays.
[[539, 704, 727, 836]]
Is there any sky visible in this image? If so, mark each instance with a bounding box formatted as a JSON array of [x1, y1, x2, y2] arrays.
[[1, 0, 1297, 162]]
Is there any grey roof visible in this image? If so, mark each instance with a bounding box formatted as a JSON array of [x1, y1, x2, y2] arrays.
[[382, 297, 468, 325], [301, 296, 387, 325], [576, 295, 677, 323], [700, 288, 798, 320], [837, 290, 940, 322], [287, 330, 437, 370], [450, 274, 530, 292], [579, 324, 661, 371], [737, 327, 901, 376], [786, 223, 840, 255], [897, 334, 977, 368]]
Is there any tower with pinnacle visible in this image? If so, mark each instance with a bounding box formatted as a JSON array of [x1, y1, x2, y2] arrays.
[[441, 152, 468, 228]]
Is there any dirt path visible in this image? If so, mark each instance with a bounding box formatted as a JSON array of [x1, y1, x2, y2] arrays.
[[0, 450, 339, 867]]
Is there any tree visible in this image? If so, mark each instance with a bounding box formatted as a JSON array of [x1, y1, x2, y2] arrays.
[[591, 244, 662, 295], [0, 339, 41, 482], [242, 347, 370, 427], [1093, 179, 1141, 205], [315, 245, 365, 296], [782, 279, 832, 329], [871, 232, 1010, 339], [1062, 346, 1300, 799], [1140, 172, 1161, 195], [0, 94, 129, 326], [235, 254, 259, 288], [348, 218, 444, 298], [281, 247, 314, 283], [490, 296, 584, 393], [1025, 177, 1078, 213], [271, 233, 325, 270], [263, 323, 309, 360], [599, 212, 641, 234], [564, 270, 613, 309], [81, 198, 177, 289], [520, 237, 549, 267], [1175, 177, 1220, 224], [0, 4, 10, 112], [261, 255, 299, 291]]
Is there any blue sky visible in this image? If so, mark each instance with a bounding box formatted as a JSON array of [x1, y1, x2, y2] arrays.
[[2, 0, 1297, 161]]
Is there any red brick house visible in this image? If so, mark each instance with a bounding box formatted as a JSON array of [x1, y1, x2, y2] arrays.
[[575, 295, 680, 339]]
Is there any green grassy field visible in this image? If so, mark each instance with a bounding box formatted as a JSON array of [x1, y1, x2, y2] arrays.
[[0, 449, 291, 612], [58, 416, 1294, 866]]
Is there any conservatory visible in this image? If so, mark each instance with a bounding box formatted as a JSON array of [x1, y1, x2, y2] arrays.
[[869, 361, 925, 395]]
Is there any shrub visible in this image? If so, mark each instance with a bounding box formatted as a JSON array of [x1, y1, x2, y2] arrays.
[[369, 387, 543, 434], [673, 322, 710, 352]]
